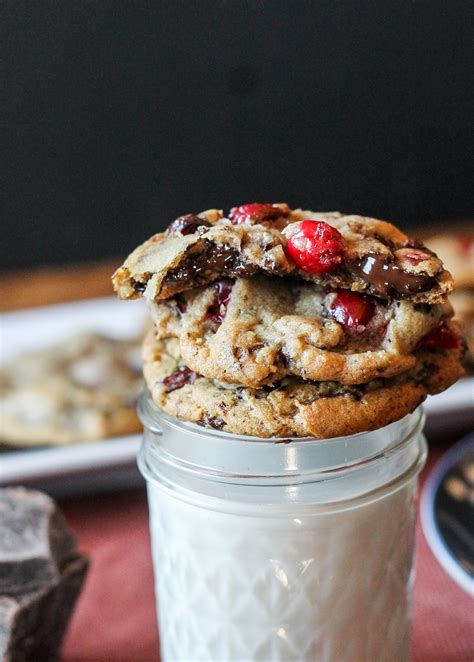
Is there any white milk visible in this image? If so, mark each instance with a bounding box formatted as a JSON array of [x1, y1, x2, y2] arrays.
[[139, 397, 426, 662]]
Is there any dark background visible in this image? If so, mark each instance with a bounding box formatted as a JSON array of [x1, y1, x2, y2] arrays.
[[3, 1, 473, 269]]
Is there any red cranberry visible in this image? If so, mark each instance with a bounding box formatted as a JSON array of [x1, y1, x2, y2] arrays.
[[207, 279, 234, 324], [229, 203, 287, 225], [328, 290, 375, 330], [163, 367, 197, 392], [167, 215, 211, 235], [416, 322, 461, 350], [456, 236, 474, 254], [285, 221, 345, 274]]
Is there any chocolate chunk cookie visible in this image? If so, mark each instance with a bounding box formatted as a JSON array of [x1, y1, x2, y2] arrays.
[[150, 276, 453, 387], [113, 205, 453, 304], [141, 329, 465, 438], [0, 333, 143, 447]]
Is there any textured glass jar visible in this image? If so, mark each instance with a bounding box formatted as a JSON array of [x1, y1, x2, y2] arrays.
[[138, 393, 427, 662]]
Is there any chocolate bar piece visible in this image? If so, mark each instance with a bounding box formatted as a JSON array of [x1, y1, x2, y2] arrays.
[[0, 488, 88, 661]]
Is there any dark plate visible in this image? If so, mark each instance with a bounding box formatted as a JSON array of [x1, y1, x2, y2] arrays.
[[421, 432, 474, 595]]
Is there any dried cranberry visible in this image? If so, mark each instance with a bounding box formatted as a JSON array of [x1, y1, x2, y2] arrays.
[[285, 221, 345, 274], [166, 215, 211, 236], [229, 203, 287, 225], [207, 279, 234, 324], [163, 367, 197, 392], [416, 322, 461, 350], [401, 250, 430, 264], [328, 290, 375, 330]]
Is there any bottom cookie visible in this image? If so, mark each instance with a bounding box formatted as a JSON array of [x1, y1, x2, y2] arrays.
[[142, 330, 465, 438]]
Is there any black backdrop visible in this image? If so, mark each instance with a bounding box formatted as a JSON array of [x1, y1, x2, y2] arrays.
[[4, 1, 473, 268]]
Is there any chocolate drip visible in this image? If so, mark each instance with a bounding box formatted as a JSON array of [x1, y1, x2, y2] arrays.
[[353, 254, 434, 297]]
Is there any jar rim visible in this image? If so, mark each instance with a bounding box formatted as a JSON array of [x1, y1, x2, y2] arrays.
[[138, 392, 425, 485], [139, 390, 423, 445], [138, 393, 427, 506]]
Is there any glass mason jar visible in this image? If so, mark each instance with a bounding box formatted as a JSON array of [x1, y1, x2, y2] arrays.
[[138, 393, 427, 662]]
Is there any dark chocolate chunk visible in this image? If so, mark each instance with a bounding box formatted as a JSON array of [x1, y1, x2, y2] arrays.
[[132, 280, 147, 293], [276, 349, 289, 367], [166, 214, 211, 236], [353, 254, 435, 297], [164, 240, 257, 288], [0, 488, 88, 662], [202, 415, 225, 430], [175, 295, 187, 315]]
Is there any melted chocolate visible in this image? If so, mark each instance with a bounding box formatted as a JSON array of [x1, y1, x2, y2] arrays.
[[164, 241, 256, 286], [132, 280, 147, 293], [353, 254, 434, 297]]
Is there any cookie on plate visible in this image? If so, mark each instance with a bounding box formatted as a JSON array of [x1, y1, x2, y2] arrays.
[[0, 333, 143, 447], [150, 276, 453, 387], [449, 290, 474, 369], [425, 233, 474, 369], [141, 328, 465, 438], [426, 234, 474, 290], [113, 204, 453, 304]]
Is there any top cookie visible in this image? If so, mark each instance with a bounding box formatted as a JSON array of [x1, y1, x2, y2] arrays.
[[113, 203, 453, 304]]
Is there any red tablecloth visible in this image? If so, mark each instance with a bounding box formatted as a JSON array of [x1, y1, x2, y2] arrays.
[[61, 450, 473, 662]]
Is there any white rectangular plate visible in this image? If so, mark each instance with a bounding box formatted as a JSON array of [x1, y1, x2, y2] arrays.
[[1, 297, 148, 495], [1, 297, 473, 495]]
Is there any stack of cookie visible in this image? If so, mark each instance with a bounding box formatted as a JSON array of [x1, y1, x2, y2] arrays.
[[113, 203, 465, 438]]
